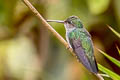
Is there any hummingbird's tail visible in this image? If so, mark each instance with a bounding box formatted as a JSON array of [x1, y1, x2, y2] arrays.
[[74, 47, 98, 74], [70, 38, 98, 73]]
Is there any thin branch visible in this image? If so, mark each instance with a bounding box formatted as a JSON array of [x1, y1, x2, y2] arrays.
[[22, 0, 104, 80], [99, 74, 110, 78], [96, 74, 104, 80], [22, 0, 73, 53]]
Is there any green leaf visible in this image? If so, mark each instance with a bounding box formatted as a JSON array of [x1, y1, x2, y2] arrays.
[[107, 25, 120, 38], [98, 64, 120, 80], [97, 48, 120, 67], [87, 0, 110, 15], [116, 45, 120, 55]]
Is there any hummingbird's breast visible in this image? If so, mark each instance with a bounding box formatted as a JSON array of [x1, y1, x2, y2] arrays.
[[65, 30, 73, 49]]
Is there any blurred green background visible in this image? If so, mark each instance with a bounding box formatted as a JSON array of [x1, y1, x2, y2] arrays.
[[0, 0, 120, 80]]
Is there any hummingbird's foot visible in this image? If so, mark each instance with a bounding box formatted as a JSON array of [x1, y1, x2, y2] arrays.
[[66, 45, 70, 49], [66, 45, 73, 52]]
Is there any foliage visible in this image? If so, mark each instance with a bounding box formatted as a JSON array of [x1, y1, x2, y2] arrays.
[[98, 49, 120, 67], [98, 64, 120, 80], [97, 26, 120, 80], [107, 25, 120, 38]]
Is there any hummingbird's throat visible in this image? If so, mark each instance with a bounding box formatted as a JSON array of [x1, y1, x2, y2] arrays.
[[64, 23, 76, 32]]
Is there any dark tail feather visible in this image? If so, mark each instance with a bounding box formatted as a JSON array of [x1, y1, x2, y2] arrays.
[[89, 58, 98, 74]]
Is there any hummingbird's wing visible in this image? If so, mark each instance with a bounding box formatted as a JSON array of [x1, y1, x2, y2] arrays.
[[68, 29, 98, 73]]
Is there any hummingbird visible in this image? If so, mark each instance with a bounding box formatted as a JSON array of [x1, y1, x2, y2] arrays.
[[47, 16, 98, 74]]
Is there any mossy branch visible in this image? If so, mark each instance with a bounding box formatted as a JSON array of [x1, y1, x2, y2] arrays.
[[22, 0, 104, 80]]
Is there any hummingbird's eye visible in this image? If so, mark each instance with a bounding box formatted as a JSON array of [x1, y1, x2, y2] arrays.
[[68, 21, 72, 24], [68, 21, 71, 24]]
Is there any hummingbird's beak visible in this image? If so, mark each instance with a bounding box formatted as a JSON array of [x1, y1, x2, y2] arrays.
[[47, 20, 64, 23]]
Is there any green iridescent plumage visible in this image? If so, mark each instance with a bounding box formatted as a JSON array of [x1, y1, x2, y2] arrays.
[[47, 16, 98, 74], [64, 16, 98, 73], [68, 29, 98, 73]]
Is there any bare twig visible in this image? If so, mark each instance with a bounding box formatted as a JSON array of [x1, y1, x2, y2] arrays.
[[99, 74, 110, 78], [96, 74, 104, 80], [22, 0, 73, 53], [22, 0, 104, 80]]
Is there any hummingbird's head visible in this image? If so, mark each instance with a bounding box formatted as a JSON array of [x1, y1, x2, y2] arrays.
[[64, 16, 83, 29], [47, 16, 83, 31]]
